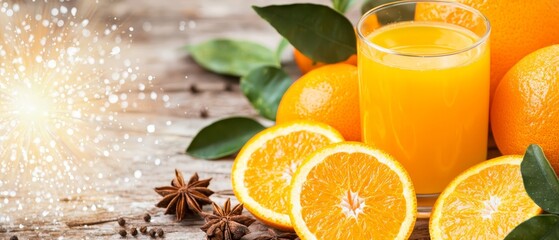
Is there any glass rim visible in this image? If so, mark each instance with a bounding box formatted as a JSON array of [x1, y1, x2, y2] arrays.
[[357, 0, 491, 58]]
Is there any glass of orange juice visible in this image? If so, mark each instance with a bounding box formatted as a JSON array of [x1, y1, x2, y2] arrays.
[[357, 0, 491, 212]]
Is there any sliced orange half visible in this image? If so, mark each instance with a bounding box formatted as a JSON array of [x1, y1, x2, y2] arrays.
[[430, 155, 541, 239], [232, 120, 344, 230], [290, 142, 417, 240]]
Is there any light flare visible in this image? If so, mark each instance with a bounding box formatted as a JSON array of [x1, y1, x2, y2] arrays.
[[8, 84, 54, 123], [0, 0, 158, 223]]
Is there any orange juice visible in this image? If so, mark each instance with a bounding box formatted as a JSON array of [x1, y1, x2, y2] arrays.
[[358, 21, 490, 195]]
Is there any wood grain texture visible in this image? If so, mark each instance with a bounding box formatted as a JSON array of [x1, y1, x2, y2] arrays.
[[0, 0, 501, 239]]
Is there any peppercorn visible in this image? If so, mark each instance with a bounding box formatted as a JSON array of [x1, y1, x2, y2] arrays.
[[149, 229, 157, 238], [130, 227, 138, 236], [117, 217, 126, 226], [140, 225, 148, 234], [118, 229, 127, 237], [157, 228, 164, 237], [143, 213, 151, 222]]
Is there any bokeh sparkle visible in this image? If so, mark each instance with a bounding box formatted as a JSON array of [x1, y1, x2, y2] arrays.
[[0, 0, 155, 223]]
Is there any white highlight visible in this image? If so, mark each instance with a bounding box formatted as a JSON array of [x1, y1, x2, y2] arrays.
[[340, 190, 366, 219], [481, 196, 501, 219]]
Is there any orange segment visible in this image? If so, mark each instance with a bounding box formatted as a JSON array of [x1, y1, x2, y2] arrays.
[[232, 121, 344, 230], [430, 155, 541, 239], [290, 142, 416, 240]]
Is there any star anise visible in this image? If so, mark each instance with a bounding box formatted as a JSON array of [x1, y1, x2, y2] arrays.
[[240, 229, 299, 240], [200, 198, 256, 240], [154, 169, 214, 221]]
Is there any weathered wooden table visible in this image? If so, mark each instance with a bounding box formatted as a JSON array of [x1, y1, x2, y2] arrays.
[[0, 0, 502, 239]]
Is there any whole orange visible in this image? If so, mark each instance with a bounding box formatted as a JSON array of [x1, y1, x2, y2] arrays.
[[276, 63, 361, 141], [451, 0, 559, 100], [293, 48, 357, 74], [491, 45, 559, 171]]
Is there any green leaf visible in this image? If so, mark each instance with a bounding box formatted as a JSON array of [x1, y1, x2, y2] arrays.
[[253, 4, 356, 63], [521, 144, 559, 214], [275, 38, 289, 62], [186, 117, 266, 159], [240, 66, 292, 120], [361, 0, 415, 23], [186, 39, 278, 77], [505, 215, 559, 240], [332, 0, 356, 13]]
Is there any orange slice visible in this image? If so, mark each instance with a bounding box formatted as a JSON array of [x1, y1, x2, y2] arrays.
[[290, 142, 417, 239], [232, 121, 344, 230], [430, 155, 541, 239]]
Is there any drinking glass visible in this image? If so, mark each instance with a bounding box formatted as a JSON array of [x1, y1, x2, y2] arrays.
[[357, 0, 491, 212]]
